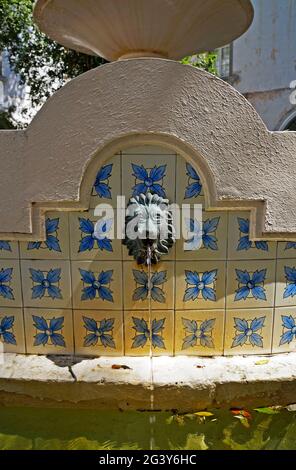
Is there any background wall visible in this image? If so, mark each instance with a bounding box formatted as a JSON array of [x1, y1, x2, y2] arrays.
[[218, 0, 296, 130]]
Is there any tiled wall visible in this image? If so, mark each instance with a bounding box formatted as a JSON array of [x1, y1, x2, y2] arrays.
[[1, 146, 296, 357]]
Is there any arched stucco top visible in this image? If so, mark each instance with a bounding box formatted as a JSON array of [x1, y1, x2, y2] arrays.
[[1, 58, 296, 240]]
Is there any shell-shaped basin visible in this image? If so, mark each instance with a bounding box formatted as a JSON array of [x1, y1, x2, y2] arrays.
[[34, 0, 254, 61]]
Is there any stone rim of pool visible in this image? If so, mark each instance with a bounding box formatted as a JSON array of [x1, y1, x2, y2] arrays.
[[0, 353, 296, 412]]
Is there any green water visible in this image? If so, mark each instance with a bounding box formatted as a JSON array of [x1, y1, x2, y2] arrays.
[[0, 407, 296, 450]]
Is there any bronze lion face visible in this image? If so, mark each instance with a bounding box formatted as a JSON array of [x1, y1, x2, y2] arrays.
[[123, 192, 175, 265]]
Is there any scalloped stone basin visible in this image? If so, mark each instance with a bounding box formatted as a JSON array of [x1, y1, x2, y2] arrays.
[[33, 0, 253, 60]]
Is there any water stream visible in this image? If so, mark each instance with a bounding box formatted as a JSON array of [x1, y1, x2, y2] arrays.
[[146, 245, 156, 451]]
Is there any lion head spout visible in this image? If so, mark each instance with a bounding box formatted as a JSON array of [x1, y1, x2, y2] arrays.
[[123, 192, 175, 265]]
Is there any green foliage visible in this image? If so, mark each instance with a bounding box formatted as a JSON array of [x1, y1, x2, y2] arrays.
[[0, 0, 105, 111], [181, 52, 218, 75], [0, 111, 16, 129], [0, 0, 217, 126]]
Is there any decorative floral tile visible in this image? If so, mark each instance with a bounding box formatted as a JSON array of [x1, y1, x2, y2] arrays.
[[277, 241, 296, 259], [176, 157, 205, 206], [224, 308, 273, 355], [175, 261, 226, 310], [275, 259, 296, 307], [20, 212, 69, 260], [0, 260, 22, 308], [0, 241, 19, 260], [123, 261, 174, 310], [124, 310, 174, 356], [175, 310, 224, 356], [21, 260, 71, 309], [228, 212, 277, 260], [24, 308, 74, 355], [89, 155, 121, 209], [226, 260, 276, 309], [0, 308, 25, 353], [272, 307, 296, 354], [69, 210, 122, 261], [121, 149, 176, 203], [176, 211, 228, 260], [73, 310, 123, 356], [71, 261, 122, 310]]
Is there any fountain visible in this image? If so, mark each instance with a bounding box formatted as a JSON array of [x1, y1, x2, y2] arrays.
[[2, 0, 296, 411]]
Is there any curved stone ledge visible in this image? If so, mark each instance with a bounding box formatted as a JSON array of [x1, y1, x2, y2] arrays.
[[0, 354, 296, 412]]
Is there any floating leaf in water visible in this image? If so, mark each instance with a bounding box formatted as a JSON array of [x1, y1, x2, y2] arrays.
[[255, 359, 269, 365], [231, 409, 251, 419], [111, 364, 131, 370], [286, 404, 296, 412], [254, 407, 280, 415], [194, 411, 214, 417], [233, 415, 250, 429]]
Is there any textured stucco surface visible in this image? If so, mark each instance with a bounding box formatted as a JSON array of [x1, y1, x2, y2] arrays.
[[0, 354, 296, 411], [1, 59, 296, 239]]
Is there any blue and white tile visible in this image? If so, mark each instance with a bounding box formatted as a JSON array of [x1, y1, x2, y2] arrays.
[[24, 308, 73, 355], [0, 307, 25, 353], [275, 259, 296, 307], [176, 211, 228, 260], [277, 241, 296, 259], [228, 212, 276, 260], [122, 147, 176, 203], [124, 309, 174, 356], [71, 261, 123, 310], [224, 308, 273, 355], [0, 241, 19, 260], [175, 261, 226, 310], [175, 310, 224, 356], [226, 260, 276, 309], [74, 310, 123, 356], [21, 260, 71, 309], [272, 307, 296, 354], [0, 260, 22, 308], [123, 261, 175, 310], [20, 212, 70, 260], [176, 156, 205, 207], [69, 210, 122, 261], [89, 155, 121, 209]]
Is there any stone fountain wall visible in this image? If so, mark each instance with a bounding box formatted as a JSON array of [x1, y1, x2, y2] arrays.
[[1, 59, 296, 359], [1, 144, 296, 357]]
